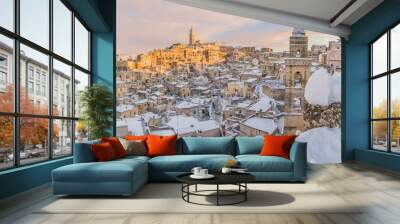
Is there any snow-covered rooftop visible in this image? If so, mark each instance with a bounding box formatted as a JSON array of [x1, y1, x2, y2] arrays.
[[166, 115, 220, 134], [116, 104, 135, 113], [176, 101, 199, 109], [248, 97, 273, 112], [242, 117, 277, 134]]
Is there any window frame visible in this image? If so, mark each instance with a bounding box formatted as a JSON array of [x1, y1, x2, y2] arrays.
[[0, 0, 92, 171], [370, 21, 400, 154]]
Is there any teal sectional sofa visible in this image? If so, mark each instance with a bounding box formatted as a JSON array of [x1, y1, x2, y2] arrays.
[[52, 137, 307, 196]]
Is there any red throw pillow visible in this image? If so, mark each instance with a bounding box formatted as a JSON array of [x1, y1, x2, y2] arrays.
[[101, 137, 127, 158], [91, 142, 117, 162], [146, 135, 177, 157], [260, 135, 296, 159]]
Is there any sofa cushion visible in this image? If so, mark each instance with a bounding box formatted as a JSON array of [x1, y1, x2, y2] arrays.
[[236, 155, 293, 172], [147, 135, 177, 157], [116, 155, 150, 163], [149, 154, 235, 172], [53, 158, 147, 183], [179, 137, 235, 155], [91, 142, 118, 161], [260, 135, 296, 159], [119, 138, 147, 156], [101, 137, 127, 158], [235, 136, 263, 155]]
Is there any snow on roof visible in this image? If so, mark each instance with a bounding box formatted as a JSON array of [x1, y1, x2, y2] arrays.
[[136, 99, 148, 104], [248, 97, 273, 112], [194, 86, 208, 90], [176, 101, 199, 109], [236, 100, 253, 108], [166, 115, 219, 134], [305, 67, 341, 106], [116, 104, 135, 113], [242, 117, 277, 134], [117, 117, 146, 135], [152, 91, 162, 96], [150, 129, 176, 136], [153, 84, 164, 88], [263, 80, 285, 90], [245, 78, 257, 83]]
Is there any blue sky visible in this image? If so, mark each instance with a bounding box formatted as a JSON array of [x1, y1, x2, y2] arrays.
[[117, 0, 340, 58]]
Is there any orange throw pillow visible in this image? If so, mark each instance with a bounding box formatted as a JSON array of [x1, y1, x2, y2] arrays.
[[146, 135, 177, 157], [101, 137, 127, 158], [91, 142, 117, 162], [260, 135, 296, 159], [125, 135, 148, 141]]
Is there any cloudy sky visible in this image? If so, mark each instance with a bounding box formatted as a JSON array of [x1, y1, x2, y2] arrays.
[[117, 0, 340, 58]]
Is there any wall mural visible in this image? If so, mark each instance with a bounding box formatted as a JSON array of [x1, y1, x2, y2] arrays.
[[116, 0, 342, 163]]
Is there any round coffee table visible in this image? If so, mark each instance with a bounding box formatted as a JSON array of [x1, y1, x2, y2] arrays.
[[177, 173, 255, 206]]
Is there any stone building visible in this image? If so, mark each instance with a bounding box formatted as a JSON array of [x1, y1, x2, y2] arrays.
[[127, 27, 228, 73], [282, 28, 313, 134], [289, 28, 308, 58], [189, 26, 196, 45], [327, 41, 341, 72]]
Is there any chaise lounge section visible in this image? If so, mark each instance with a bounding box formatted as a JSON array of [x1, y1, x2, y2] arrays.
[[52, 136, 307, 196]]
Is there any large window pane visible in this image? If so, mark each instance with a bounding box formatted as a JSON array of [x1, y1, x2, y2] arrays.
[[20, 117, 49, 165], [391, 24, 400, 70], [372, 33, 387, 76], [75, 120, 88, 143], [372, 77, 387, 119], [53, 0, 72, 60], [391, 120, 400, 153], [0, 116, 13, 170], [20, 0, 49, 49], [391, 72, 400, 118], [53, 119, 72, 157], [0, 0, 14, 31], [74, 18, 89, 70], [53, 59, 72, 117], [74, 69, 89, 118], [372, 121, 388, 151], [20, 44, 49, 115], [0, 34, 14, 112]]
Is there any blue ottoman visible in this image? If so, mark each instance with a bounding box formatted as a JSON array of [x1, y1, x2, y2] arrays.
[[52, 157, 148, 196]]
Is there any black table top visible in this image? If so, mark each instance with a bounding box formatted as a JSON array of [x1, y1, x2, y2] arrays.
[[177, 172, 255, 185]]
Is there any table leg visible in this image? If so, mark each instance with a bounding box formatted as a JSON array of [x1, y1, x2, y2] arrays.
[[217, 184, 219, 206], [187, 184, 190, 202], [181, 184, 183, 199], [245, 183, 247, 201]]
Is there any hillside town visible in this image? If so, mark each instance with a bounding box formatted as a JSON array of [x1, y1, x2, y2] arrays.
[[116, 27, 341, 137]]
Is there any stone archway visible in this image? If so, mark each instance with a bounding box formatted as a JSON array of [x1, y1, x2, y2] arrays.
[[294, 71, 302, 86]]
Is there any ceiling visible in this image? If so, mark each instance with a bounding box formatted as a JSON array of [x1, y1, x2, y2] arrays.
[[167, 0, 384, 38]]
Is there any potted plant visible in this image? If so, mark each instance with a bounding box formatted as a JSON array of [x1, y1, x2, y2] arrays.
[[79, 84, 114, 140]]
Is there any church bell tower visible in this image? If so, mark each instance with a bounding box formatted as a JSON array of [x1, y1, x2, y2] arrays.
[[189, 26, 196, 45]]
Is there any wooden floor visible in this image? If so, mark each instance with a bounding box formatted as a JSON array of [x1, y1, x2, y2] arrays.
[[1, 162, 400, 224]]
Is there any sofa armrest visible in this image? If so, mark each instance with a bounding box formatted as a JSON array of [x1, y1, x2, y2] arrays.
[[289, 142, 307, 181], [73, 140, 100, 163]]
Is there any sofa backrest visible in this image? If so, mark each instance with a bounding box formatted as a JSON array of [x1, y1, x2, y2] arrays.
[[178, 137, 235, 155], [73, 139, 100, 163], [235, 136, 264, 155]]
